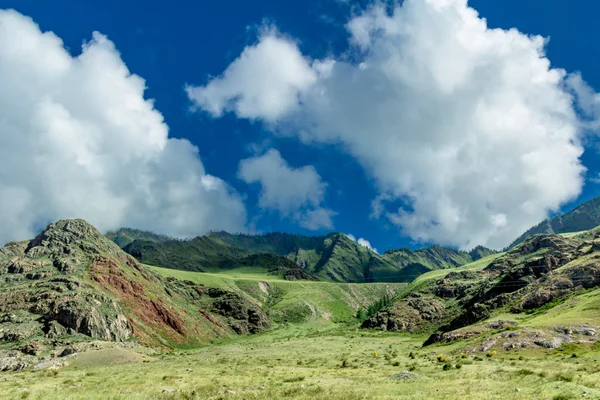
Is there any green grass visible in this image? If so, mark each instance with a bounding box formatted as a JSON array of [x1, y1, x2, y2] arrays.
[[2, 328, 600, 399], [412, 253, 503, 284]]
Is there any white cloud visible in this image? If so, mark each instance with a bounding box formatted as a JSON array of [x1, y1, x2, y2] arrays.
[[345, 234, 378, 254], [297, 208, 336, 231], [0, 10, 246, 245], [185, 30, 318, 122], [188, 0, 591, 250], [238, 149, 334, 230]]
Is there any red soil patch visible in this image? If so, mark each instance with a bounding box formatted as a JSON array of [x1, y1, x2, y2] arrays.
[[89, 256, 187, 343]]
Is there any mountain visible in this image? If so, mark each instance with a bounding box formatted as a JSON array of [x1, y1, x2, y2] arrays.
[[0, 220, 269, 352], [105, 227, 172, 248], [123, 235, 249, 271], [509, 195, 600, 248], [121, 232, 397, 282], [362, 225, 600, 349], [112, 230, 495, 283]]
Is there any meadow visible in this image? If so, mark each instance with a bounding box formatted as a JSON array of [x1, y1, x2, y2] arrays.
[[1, 325, 599, 399]]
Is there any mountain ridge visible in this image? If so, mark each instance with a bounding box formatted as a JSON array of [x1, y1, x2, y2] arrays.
[[109, 229, 497, 283]]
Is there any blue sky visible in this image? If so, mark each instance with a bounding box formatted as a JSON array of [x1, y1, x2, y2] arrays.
[[2, 0, 600, 252]]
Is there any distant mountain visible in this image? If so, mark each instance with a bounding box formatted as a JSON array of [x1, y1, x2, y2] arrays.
[[379, 245, 496, 282], [123, 235, 248, 271], [109, 230, 495, 283], [105, 227, 172, 248], [509, 196, 600, 248]]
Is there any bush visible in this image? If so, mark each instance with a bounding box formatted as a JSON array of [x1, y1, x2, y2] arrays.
[[442, 363, 454, 371], [409, 352, 415, 359], [455, 364, 462, 369], [516, 369, 535, 376], [392, 361, 401, 367]]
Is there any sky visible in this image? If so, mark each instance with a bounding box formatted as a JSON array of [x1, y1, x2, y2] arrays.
[[1, 0, 600, 252]]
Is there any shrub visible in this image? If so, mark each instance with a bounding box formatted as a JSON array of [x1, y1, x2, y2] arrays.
[[516, 369, 535, 376], [392, 361, 401, 367], [409, 352, 415, 359], [455, 364, 462, 369], [442, 363, 454, 371]]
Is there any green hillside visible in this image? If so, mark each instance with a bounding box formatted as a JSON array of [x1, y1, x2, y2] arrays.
[[150, 266, 406, 325]]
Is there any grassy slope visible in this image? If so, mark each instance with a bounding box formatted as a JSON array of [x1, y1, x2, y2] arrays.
[[412, 253, 504, 284], [149, 266, 406, 324]]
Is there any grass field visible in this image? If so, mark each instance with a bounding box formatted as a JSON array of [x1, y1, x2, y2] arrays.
[[2, 326, 600, 399]]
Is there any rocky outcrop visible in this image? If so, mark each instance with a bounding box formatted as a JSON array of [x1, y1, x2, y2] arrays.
[[362, 295, 447, 332], [51, 297, 131, 341], [213, 293, 269, 334]]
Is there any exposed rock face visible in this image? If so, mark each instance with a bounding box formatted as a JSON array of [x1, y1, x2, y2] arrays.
[[51, 297, 131, 341]]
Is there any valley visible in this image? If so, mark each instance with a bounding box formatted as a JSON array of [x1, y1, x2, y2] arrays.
[[3, 197, 600, 399]]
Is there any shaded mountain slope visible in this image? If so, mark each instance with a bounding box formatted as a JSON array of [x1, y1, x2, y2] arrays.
[[510, 195, 600, 248], [116, 230, 494, 283], [105, 227, 172, 248], [0, 220, 268, 351]]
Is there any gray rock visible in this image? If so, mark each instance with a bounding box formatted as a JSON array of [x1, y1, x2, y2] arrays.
[[534, 337, 562, 349], [390, 371, 421, 381]]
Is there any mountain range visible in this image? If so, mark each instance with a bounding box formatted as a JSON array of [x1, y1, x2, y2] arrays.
[[2, 194, 600, 372], [107, 229, 497, 283]]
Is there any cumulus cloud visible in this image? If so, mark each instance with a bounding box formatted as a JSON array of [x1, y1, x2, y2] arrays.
[[0, 10, 246, 245], [238, 149, 334, 230], [188, 0, 592, 249], [345, 234, 378, 254], [185, 30, 318, 122]]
